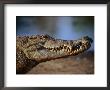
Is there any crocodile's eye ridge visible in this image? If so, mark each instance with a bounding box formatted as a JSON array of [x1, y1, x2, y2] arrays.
[[42, 35, 49, 38], [79, 42, 82, 46]]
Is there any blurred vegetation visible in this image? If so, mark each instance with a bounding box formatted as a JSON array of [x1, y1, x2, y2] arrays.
[[16, 16, 94, 50], [72, 16, 94, 32], [16, 16, 57, 35], [17, 16, 94, 32]]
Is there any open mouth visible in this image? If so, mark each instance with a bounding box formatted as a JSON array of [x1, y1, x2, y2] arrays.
[[45, 45, 72, 52], [44, 37, 92, 55]]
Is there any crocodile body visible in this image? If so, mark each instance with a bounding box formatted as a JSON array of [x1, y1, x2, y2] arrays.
[[16, 34, 93, 74]]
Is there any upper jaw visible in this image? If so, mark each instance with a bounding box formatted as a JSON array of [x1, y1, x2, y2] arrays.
[[33, 35, 93, 54]]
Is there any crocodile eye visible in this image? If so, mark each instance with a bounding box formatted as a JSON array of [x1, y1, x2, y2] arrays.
[[76, 45, 80, 48], [75, 45, 80, 49], [72, 45, 80, 50]]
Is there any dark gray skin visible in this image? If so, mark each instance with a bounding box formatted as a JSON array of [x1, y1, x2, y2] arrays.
[[16, 34, 93, 74]]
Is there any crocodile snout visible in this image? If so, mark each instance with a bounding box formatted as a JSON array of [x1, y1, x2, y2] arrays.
[[83, 36, 93, 43]]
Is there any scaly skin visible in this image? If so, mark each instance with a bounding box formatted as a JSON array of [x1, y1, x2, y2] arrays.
[[16, 34, 93, 74]]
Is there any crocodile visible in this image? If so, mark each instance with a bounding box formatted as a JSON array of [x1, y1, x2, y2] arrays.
[[16, 34, 93, 74]]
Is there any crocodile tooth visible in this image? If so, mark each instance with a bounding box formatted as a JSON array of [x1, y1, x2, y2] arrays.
[[57, 47, 59, 50], [67, 48, 68, 52], [62, 49, 64, 51], [66, 49, 68, 52], [68, 48, 70, 51], [52, 49, 54, 51], [51, 48, 53, 51], [67, 48, 69, 52], [60, 46, 63, 49], [62, 46, 64, 49], [55, 48, 57, 51], [59, 46, 61, 50], [60, 46, 62, 49], [50, 48, 52, 50], [64, 46, 66, 49]]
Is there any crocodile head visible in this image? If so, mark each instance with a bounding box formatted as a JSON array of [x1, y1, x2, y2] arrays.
[[16, 34, 93, 73], [44, 35, 93, 56], [18, 34, 93, 62]]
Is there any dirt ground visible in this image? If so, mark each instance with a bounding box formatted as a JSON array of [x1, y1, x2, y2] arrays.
[[27, 51, 94, 74]]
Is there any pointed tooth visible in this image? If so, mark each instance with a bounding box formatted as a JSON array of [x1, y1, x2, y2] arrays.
[[66, 48, 68, 51], [63, 48, 65, 51], [67, 48, 69, 52], [67, 49, 69, 52], [68, 48, 70, 51]]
